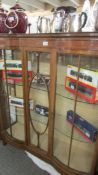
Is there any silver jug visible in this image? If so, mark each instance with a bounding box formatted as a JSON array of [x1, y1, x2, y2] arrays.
[[62, 14, 71, 32], [50, 10, 65, 33], [37, 16, 50, 33], [50, 6, 76, 33], [69, 12, 87, 32]]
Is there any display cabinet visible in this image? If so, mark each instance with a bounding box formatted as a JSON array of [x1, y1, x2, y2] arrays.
[[0, 33, 98, 175]]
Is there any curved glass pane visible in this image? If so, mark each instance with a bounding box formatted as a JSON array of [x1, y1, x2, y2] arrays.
[[0, 49, 25, 141], [27, 51, 50, 151], [54, 53, 98, 173], [69, 55, 98, 172]]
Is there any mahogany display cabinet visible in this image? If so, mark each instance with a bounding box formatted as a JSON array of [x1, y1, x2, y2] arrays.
[[0, 33, 98, 175]]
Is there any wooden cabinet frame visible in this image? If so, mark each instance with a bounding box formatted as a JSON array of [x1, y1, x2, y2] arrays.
[[0, 33, 98, 175]]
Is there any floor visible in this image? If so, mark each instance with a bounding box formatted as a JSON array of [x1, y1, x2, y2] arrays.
[[0, 141, 50, 175]]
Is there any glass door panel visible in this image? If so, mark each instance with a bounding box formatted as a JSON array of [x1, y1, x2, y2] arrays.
[[0, 49, 25, 141], [54, 54, 79, 165], [27, 51, 50, 151], [68, 55, 98, 173], [54, 53, 98, 173]]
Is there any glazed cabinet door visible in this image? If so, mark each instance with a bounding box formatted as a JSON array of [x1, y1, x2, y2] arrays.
[[25, 48, 56, 152], [53, 51, 98, 174], [0, 49, 25, 141]]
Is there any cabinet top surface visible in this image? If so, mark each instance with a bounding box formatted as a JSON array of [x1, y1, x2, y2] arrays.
[[0, 32, 98, 39], [1, 32, 98, 53]]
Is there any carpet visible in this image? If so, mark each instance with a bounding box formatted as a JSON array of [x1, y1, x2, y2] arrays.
[[0, 141, 50, 175]]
